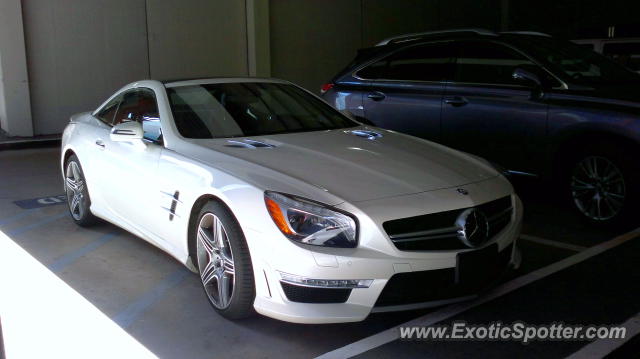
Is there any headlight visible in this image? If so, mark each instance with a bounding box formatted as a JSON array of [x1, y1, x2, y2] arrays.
[[264, 191, 357, 248]]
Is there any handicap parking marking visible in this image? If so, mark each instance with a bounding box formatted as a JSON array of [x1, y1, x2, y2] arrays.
[[48, 232, 120, 273], [316, 227, 640, 359], [0, 208, 39, 226], [5, 212, 68, 236], [13, 195, 66, 209], [113, 268, 191, 329]]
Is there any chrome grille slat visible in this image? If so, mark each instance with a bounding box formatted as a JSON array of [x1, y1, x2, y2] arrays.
[[487, 207, 513, 222], [389, 226, 458, 240], [391, 233, 458, 243], [383, 196, 513, 251]]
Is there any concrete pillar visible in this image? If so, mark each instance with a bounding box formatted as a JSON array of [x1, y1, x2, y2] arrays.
[[0, 0, 33, 137], [246, 0, 271, 77]]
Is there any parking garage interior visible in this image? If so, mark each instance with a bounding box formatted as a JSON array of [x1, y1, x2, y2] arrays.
[[1, 1, 639, 358]]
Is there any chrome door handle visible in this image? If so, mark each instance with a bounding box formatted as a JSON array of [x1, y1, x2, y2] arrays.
[[367, 91, 386, 101], [95, 139, 105, 148], [443, 96, 468, 106]]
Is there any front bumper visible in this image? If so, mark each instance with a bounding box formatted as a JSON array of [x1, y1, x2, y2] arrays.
[[248, 186, 523, 324]]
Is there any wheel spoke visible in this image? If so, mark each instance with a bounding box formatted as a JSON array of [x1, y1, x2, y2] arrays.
[[66, 177, 78, 192], [200, 260, 217, 286], [71, 162, 81, 182], [217, 271, 232, 308], [70, 194, 81, 214], [197, 227, 216, 256], [580, 160, 594, 178], [571, 182, 595, 190], [223, 257, 235, 275], [213, 216, 225, 249], [592, 157, 599, 178]]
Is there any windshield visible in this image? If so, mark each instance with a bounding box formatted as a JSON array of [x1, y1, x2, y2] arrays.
[[166, 82, 359, 139], [508, 36, 640, 85]]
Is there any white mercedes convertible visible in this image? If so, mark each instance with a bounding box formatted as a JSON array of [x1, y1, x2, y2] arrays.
[[61, 78, 522, 323]]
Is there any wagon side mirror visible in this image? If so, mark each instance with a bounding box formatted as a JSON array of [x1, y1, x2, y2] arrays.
[[512, 67, 541, 87], [512, 67, 544, 98]]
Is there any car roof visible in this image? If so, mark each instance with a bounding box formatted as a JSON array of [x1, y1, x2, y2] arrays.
[[329, 30, 553, 83], [162, 77, 290, 88], [374, 28, 550, 47]]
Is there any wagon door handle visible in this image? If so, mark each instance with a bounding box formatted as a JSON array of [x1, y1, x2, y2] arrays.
[[443, 96, 468, 106], [95, 139, 105, 149], [367, 91, 386, 101]]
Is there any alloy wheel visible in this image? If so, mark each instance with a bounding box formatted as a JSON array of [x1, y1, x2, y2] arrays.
[[65, 161, 86, 221], [196, 213, 236, 309], [570, 156, 626, 221]]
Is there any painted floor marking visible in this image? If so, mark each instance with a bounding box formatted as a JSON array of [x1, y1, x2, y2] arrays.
[[0, 209, 38, 226], [316, 227, 640, 359], [565, 311, 640, 358], [13, 194, 66, 209], [520, 234, 587, 252], [113, 268, 190, 329], [48, 232, 119, 273], [5, 212, 67, 236]]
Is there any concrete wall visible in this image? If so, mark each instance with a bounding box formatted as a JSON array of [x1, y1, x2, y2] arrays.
[[361, 0, 440, 47], [22, 0, 149, 135], [146, 0, 248, 80], [269, 0, 362, 94], [0, 0, 32, 136], [269, 0, 504, 94], [2, 0, 636, 136], [20, 0, 250, 136]]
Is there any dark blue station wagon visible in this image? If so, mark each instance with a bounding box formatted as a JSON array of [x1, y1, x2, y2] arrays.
[[322, 29, 640, 225]]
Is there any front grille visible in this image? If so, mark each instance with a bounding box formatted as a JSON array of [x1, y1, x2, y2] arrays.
[[280, 282, 352, 303], [383, 196, 512, 251], [375, 243, 513, 307]]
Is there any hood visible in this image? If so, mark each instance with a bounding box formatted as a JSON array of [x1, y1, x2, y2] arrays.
[[194, 127, 498, 203]]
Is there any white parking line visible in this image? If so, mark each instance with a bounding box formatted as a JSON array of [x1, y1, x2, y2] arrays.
[[520, 234, 587, 252], [565, 311, 640, 358], [316, 227, 640, 359]]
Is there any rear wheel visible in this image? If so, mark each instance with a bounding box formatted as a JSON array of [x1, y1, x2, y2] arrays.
[[564, 143, 639, 226], [65, 155, 98, 226]]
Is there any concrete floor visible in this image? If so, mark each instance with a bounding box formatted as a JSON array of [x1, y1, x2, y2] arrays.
[[0, 147, 638, 358]]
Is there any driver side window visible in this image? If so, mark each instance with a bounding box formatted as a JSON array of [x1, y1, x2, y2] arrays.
[[453, 41, 536, 86], [113, 89, 162, 144]]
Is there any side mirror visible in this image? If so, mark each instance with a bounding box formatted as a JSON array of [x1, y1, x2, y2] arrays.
[[512, 67, 542, 87], [110, 121, 143, 142], [512, 67, 544, 98]]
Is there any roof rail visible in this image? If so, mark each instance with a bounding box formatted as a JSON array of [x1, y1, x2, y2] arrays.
[[375, 28, 497, 46], [500, 31, 551, 37]]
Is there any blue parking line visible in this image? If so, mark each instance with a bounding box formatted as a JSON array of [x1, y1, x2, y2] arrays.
[[48, 232, 119, 273], [0, 208, 39, 226], [5, 212, 67, 236], [113, 268, 190, 328]]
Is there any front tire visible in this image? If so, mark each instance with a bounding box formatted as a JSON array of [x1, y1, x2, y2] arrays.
[[564, 143, 639, 226], [65, 155, 98, 227], [193, 201, 255, 319]]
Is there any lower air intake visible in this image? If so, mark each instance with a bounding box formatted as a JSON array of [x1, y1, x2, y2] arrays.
[[280, 282, 352, 303]]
